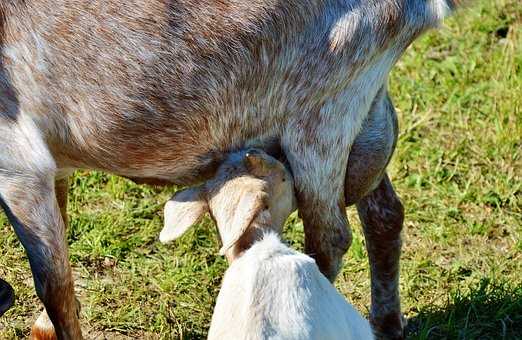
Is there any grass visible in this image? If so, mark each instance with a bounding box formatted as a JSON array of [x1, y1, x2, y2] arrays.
[[1, 0, 521, 338], [407, 279, 522, 339]]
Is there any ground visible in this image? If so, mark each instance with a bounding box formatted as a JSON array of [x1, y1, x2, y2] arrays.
[[1, 0, 521, 339]]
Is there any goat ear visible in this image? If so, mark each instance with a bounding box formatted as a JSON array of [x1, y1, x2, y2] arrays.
[[0, 279, 15, 317], [160, 186, 208, 244], [244, 149, 277, 177], [219, 190, 269, 256]]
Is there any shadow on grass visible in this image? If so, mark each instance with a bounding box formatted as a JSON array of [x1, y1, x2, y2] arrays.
[[406, 279, 522, 340]]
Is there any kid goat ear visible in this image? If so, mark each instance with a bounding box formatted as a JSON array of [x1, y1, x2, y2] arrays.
[[160, 186, 208, 244]]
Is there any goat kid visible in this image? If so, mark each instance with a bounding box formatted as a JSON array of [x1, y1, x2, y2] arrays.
[[0, 1, 463, 338], [162, 149, 374, 339]]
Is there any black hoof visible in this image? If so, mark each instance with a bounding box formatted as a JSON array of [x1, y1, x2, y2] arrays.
[[0, 278, 15, 316]]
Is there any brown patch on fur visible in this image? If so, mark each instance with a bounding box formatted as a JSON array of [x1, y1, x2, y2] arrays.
[[0, 4, 10, 43], [224, 210, 271, 263], [376, 1, 405, 50], [55, 178, 69, 227], [30, 309, 58, 340]]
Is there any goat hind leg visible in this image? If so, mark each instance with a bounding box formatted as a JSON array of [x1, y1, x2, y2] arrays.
[[55, 176, 82, 319], [0, 121, 82, 340], [0, 174, 81, 340], [357, 174, 405, 340], [30, 177, 81, 340]]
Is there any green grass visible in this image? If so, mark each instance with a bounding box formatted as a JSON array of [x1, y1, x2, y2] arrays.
[[1, 0, 521, 338]]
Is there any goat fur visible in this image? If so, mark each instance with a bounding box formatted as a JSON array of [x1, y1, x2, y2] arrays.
[[208, 232, 374, 340]]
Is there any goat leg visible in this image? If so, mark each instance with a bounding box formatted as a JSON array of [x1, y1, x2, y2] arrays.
[[30, 177, 81, 340], [283, 129, 353, 282], [0, 121, 82, 340], [357, 174, 405, 340]]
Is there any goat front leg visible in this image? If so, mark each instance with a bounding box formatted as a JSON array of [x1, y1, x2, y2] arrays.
[[357, 174, 404, 340], [283, 130, 352, 281], [0, 174, 81, 340]]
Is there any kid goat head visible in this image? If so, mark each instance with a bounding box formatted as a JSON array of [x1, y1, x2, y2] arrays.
[[160, 148, 296, 262]]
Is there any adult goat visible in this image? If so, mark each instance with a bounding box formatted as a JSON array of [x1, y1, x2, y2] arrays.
[[0, 1, 462, 339]]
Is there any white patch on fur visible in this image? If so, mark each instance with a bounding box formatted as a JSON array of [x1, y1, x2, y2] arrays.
[[33, 310, 55, 332], [329, 9, 361, 52], [429, 0, 453, 21], [0, 114, 56, 177]]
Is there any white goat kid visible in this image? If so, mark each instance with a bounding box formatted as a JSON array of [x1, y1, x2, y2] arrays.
[[161, 149, 374, 340]]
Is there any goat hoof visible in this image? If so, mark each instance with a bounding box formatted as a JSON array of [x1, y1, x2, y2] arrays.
[[370, 312, 406, 340], [29, 298, 81, 340], [0, 279, 15, 316], [30, 310, 57, 340]]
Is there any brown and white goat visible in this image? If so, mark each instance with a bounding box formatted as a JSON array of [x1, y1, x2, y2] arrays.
[[0, 1, 463, 339]]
